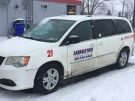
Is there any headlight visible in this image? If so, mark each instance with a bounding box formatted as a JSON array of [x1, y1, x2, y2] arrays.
[[6, 56, 30, 67]]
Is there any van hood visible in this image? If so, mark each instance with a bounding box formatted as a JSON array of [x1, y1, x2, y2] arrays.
[[0, 37, 51, 57]]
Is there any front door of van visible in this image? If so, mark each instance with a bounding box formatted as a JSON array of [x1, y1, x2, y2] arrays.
[[94, 20, 120, 67], [66, 21, 97, 76]]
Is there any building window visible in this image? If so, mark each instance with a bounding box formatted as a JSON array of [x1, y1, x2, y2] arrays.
[[41, 4, 48, 9], [67, 5, 76, 15]]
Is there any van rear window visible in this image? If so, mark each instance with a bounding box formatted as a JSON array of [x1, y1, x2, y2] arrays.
[[115, 19, 132, 34], [94, 20, 115, 38]]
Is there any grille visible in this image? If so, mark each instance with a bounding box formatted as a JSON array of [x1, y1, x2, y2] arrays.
[[0, 56, 5, 65]]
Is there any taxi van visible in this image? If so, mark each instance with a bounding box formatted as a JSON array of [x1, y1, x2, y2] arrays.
[[0, 15, 134, 94]]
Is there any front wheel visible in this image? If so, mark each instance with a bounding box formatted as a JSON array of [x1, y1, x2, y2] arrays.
[[115, 49, 129, 69], [34, 63, 62, 95]]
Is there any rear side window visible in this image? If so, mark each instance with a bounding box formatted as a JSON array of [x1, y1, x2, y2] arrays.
[[115, 19, 132, 34], [94, 20, 115, 38], [69, 21, 93, 41]]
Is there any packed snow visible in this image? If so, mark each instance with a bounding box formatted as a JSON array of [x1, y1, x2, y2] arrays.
[[0, 37, 8, 42], [0, 37, 135, 101]]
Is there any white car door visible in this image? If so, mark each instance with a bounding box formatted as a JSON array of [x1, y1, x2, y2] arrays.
[[94, 19, 120, 68], [65, 21, 97, 76]]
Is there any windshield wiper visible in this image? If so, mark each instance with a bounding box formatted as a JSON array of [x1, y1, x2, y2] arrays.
[[22, 36, 49, 42], [21, 35, 55, 42], [35, 38, 48, 42], [21, 36, 38, 40]]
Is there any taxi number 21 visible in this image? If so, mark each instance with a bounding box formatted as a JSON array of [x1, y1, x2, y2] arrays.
[[47, 50, 53, 58]]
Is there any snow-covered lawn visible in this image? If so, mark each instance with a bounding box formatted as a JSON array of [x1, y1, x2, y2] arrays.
[[0, 37, 135, 101]]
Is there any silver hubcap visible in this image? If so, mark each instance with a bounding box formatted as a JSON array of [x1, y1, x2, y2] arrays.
[[119, 52, 127, 67], [43, 69, 59, 90]]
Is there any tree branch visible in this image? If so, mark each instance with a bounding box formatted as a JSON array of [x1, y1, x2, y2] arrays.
[[93, 0, 109, 14], [90, 0, 100, 14]]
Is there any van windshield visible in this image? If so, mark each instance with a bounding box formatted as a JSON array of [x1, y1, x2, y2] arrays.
[[22, 19, 75, 42]]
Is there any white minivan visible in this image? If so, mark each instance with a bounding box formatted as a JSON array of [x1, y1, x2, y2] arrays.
[[0, 15, 134, 94]]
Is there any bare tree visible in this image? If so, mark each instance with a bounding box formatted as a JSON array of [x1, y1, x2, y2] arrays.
[[86, 0, 111, 15], [109, 1, 114, 15], [126, 3, 134, 20], [81, 0, 115, 15], [96, 2, 109, 15], [81, 0, 87, 14], [121, 0, 126, 17], [119, 0, 134, 19]]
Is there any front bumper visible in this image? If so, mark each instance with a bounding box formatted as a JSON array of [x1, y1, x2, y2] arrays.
[[0, 65, 37, 90]]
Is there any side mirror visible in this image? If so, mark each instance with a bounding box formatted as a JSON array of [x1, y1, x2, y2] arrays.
[[66, 35, 80, 45]]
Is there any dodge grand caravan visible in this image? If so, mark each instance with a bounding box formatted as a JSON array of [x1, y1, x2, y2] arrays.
[[0, 15, 134, 94]]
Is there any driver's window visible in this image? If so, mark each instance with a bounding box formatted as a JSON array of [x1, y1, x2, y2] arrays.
[[69, 21, 93, 41]]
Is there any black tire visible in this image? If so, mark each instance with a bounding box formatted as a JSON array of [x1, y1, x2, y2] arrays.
[[34, 63, 62, 95], [115, 49, 129, 69]]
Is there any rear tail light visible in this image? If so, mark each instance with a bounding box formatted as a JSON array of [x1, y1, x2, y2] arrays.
[[134, 34, 135, 41]]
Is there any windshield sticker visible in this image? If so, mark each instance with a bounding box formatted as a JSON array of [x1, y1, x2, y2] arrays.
[[74, 48, 93, 61], [47, 50, 53, 58]]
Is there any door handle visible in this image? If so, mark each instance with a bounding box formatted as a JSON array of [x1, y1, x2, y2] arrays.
[[99, 42, 103, 45]]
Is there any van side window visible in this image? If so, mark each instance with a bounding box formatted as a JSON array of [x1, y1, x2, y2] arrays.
[[69, 21, 93, 41], [115, 19, 132, 34], [94, 20, 115, 38]]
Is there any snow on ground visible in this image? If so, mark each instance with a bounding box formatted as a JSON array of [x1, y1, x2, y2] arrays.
[[0, 37, 135, 101], [0, 36, 8, 42]]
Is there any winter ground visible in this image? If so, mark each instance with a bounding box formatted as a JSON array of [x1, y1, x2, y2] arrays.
[[0, 37, 135, 101]]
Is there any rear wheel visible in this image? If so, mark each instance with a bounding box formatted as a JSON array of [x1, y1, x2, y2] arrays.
[[34, 63, 62, 95], [115, 49, 129, 69]]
